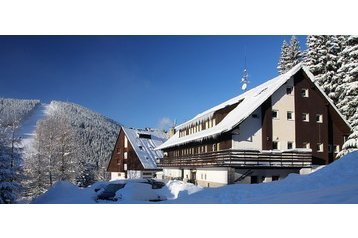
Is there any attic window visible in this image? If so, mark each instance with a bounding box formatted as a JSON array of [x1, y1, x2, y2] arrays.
[[138, 133, 151, 139], [286, 87, 293, 95]]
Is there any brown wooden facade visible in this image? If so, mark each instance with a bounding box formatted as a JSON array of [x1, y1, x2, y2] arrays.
[[107, 129, 145, 175], [293, 69, 351, 164]]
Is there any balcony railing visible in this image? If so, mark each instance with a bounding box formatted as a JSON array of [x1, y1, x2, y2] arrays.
[[158, 149, 312, 168]]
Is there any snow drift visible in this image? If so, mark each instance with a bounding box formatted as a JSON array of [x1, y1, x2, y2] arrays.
[[32, 151, 358, 204], [170, 151, 358, 204]]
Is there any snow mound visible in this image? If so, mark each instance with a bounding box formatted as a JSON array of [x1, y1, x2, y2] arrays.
[[169, 151, 358, 204], [32, 181, 96, 204], [165, 180, 203, 199], [115, 182, 166, 203]]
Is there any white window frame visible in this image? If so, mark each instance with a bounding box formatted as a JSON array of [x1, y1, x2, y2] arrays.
[[287, 111, 294, 120], [302, 88, 309, 97], [302, 113, 309, 122], [272, 110, 279, 119], [317, 143, 324, 152], [287, 141, 294, 150], [124, 163, 127, 171], [124, 152, 128, 160], [303, 142, 310, 149], [124, 136, 128, 148], [316, 114, 323, 123], [272, 141, 279, 150]]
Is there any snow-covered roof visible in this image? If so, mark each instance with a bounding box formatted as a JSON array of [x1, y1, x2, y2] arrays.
[[156, 63, 351, 150], [122, 127, 168, 169]]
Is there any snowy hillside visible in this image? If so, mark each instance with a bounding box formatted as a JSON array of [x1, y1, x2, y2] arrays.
[[32, 151, 358, 204], [48, 101, 122, 177], [0, 98, 40, 126], [1, 98, 121, 183]]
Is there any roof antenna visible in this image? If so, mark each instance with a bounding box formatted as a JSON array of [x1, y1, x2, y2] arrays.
[[241, 48, 249, 91]]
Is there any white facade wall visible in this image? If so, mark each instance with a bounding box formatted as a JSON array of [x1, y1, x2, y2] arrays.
[[232, 108, 262, 150], [196, 168, 229, 187], [271, 77, 296, 150], [163, 168, 182, 179], [111, 172, 126, 181]]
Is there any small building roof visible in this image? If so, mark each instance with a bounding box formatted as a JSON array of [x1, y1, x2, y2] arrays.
[[122, 127, 168, 169], [156, 63, 351, 150]]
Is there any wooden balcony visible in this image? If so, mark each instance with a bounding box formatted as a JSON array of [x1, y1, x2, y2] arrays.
[[158, 149, 312, 169]]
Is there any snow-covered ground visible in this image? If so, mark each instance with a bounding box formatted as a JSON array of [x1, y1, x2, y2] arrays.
[[32, 151, 358, 204], [15, 103, 50, 154]]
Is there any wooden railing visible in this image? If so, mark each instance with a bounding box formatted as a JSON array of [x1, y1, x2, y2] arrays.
[[158, 149, 312, 168]]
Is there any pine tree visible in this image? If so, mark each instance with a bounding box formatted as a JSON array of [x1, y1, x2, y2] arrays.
[[278, 36, 302, 74], [304, 35, 346, 104], [336, 36, 358, 158], [336, 35, 358, 130], [277, 40, 290, 74], [288, 36, 303, 69], [337, 131, 358, 158]]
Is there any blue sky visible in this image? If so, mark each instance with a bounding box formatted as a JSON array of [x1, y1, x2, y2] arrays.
[[0, 35, 306, 129]]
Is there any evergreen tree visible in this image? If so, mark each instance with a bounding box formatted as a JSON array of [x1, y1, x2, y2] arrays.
[[337, 131, 358, 158], [304, 35, 346, 104], [336, 35, 358, 158], [277, 36, 302, 74], [277, 40, 290, 74], [336, 35, 358, 130]]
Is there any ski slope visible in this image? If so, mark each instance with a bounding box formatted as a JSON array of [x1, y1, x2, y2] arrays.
[[15, 103, 50, 154]]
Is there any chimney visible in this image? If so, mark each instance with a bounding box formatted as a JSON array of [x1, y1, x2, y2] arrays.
[[168, 127, 176, 138]]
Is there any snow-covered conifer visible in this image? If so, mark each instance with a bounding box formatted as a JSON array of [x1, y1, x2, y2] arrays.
[[278, 36, 302, 74]]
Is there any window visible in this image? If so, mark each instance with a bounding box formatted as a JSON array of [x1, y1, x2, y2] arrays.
[[212, 118, 216, 126], [334, 145, 340, 153], [204, 174, 207, 180], [317, 143, 323, 152], [272, 110, 279, 119], [124, 136, 128, 148], [124, 152, 128, 160], [303, 142, 310, 149], [124, 163, 127, 171], [138, 133, 151, 139], [212, 144, 217, 151], [301, 88, 309, 97], [286, 87, 293, 95], [302, 113, 309, 122], [205, 145, 208, 153], [287, 141, 294, 149], [316, 114, 323, 123], [272, 141, 279, 150], [205, 121, 209, 129], [287, 111, 294, 120], [217, 143, 220, 151]]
